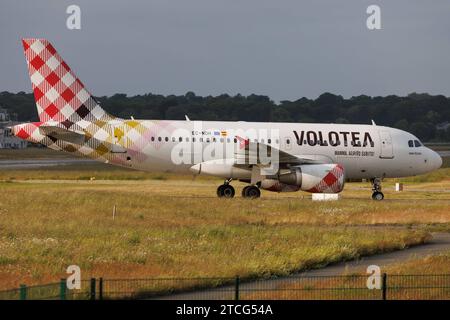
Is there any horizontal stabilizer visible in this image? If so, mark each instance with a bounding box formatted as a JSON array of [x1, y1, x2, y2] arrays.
[[39, 125, 85, 144]]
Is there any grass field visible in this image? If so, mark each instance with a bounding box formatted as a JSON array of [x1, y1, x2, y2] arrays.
[[0, 148, 449, 293]]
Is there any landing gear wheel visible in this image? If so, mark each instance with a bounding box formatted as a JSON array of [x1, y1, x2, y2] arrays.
[[370, 178, 384, 201], [372, 191, 384, 201], [217, 185, 225, 197], [241, 186, 250, 197], [217, 184, 235, 198], [242, 185, 261, 199]]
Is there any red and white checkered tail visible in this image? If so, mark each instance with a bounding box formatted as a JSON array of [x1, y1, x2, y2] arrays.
[[22, 38, 113, 123]]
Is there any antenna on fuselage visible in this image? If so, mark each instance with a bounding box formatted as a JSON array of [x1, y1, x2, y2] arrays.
[[185, 115, 191, 121], [371, 119, 376, 126]]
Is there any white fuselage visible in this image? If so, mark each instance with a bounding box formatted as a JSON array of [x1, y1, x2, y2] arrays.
[[106, 120, 442, 180]]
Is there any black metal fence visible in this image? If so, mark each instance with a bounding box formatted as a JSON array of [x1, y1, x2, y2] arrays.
[[0, 280, 91, 300], [0, 274, 449, 300]]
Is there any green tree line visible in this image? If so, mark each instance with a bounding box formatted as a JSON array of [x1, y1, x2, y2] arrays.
[[1, 91, 449, 142]]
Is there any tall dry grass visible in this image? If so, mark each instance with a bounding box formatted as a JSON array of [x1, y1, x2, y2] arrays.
[[0, 152, 448, 293], [0, 179, 437, 290]]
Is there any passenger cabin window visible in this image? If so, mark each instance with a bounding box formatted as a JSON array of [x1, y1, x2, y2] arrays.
[[414, 140, 421, 147], [408, 140, 414, 148]]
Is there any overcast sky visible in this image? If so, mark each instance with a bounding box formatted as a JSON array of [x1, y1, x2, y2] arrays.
[[1, 0, 449, 101]]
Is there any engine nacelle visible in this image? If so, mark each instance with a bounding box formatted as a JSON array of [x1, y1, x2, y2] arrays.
[[260, 179, 301, 192], [261, 164, 345, 193]]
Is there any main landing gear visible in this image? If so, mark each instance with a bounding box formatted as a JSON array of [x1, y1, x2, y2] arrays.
[[217, 179, 235, 198], [371, 178, 384, 201], [216, 180, 261, 199], [242, 185, 261, 199]]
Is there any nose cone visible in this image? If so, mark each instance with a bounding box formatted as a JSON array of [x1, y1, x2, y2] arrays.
[[433, 151, 443, 170], [426, 149, 442, 171]]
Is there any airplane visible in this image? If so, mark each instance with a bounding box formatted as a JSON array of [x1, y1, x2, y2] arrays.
[[10, 39, 442, 200]]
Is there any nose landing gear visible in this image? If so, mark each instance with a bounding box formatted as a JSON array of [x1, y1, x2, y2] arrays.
[[371, 178, 384, 200]]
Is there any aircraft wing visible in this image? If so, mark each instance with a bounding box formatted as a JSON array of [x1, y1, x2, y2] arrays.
[[234, 136, 331, 168]]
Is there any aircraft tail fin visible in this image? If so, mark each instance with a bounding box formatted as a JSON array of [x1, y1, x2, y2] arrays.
[[21, 38, 113, 124]]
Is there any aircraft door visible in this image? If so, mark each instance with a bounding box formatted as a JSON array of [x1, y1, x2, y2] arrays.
[[379, 130, 394, 159]]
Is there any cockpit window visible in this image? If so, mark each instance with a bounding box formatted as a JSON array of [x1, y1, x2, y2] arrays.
[[414, 140, 422, 147], [408, 140, 414, 148]]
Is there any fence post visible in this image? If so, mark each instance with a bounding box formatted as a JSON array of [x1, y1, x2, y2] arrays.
[[60, 278, 66, 300], [381, 273, 387, 300], [90, 278, 96, 300], [98, 277, 103, 300], [235, 276, 240, 301], [19, 284, 27, 300]]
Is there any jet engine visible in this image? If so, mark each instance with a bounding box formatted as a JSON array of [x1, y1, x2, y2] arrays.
[[260, 164, 345, 193]]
